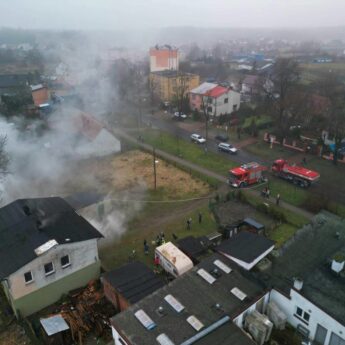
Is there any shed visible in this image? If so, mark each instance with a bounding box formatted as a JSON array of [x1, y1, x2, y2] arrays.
[[102, 262, 165, 312], [242, 217, 265, 235], [40, 314, 70, 345], [216, 231, 275, 270], [176, 236, 209, 263]]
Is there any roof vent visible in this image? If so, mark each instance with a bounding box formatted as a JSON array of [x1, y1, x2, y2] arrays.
[[134, 309, 156, 330], [293, 278, 303, 291], [23, 205, 31, 216], [156, 306, 167, 317]]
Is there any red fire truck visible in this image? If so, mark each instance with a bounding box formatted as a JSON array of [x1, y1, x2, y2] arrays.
[[271, 159, 320, 188], [229, 162, 267, 188]]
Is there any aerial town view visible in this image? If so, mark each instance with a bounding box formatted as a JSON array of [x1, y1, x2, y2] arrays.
[[0, 1, 345, 345]]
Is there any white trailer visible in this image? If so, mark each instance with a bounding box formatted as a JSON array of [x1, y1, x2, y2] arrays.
[[155, 242, 193, 277]]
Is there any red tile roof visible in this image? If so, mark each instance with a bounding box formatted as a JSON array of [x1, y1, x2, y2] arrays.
[[204, 85, 228, 98]]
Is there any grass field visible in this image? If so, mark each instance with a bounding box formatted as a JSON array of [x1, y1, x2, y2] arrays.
[[139, 129, 237, 174]]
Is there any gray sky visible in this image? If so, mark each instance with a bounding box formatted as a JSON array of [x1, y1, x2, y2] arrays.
[[1, 0, 345, 30]]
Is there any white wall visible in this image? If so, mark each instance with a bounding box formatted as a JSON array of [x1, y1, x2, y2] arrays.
[[270, 289, 345, 344], [233, 293, 270, 327], [112, 326, 129, 345], [204, 90, 241, 117], [8, 239, 99, 300]]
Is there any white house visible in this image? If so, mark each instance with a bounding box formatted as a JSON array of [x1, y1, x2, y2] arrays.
[[0, 197, 103, 318], [203, 85, 241, 117]]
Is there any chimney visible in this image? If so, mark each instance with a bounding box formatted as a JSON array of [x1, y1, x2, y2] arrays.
[[331, 253, 345, 274], [36, 219, 43, 231], [293, 278, 303, 291]]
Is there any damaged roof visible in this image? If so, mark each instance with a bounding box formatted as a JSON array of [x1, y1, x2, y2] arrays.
[[0, 197, 103, 278]]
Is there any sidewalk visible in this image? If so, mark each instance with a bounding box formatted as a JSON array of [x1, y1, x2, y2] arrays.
[[111, 128, 314, 221]]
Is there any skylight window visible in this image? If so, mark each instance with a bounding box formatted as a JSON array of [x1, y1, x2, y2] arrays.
[[134, 309, 156, 330], [214, 260, 232, 274], [197, 268, 216, 284], [187, 315, 204, 331], [231, 287, 247, 301], [164, 294, 185, 313], [157, 334, 175, 345]]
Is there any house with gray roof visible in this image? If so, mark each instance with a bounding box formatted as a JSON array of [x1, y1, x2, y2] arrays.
[[0, 197, 103, 318]]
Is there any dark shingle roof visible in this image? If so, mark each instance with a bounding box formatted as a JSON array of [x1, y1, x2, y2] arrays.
[[176, 236, 208, 260], [0, 197, 103, 278], [103, 262, 165, 304], [216, 231, 275, 264], [111, 254, 265, 345]]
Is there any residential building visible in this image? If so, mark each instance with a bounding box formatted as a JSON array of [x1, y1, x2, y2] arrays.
[[111, 253, 269, 345], [189, 82, 241, 117], [255, 212, 345, 345], [241, 75, 260, 94], [150, 70, 199, 103], [189, 82, 217, 112], [31, 84, 50, 107], [102, 261, 165, 312], [149, 45, 179, 72], [0, 197, 103, 318]]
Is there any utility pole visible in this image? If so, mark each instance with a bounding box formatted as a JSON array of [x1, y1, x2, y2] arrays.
[[153, 147, 157, 190]]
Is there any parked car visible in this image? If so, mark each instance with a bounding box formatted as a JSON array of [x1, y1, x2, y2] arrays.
[[218, 142, 238, 154], [215, 134, 229, 142], [191, 133, 206, 144], [173, 112, 187, 120]]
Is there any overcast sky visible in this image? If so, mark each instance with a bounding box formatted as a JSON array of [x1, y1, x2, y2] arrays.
[[1, 0, 345, 31]]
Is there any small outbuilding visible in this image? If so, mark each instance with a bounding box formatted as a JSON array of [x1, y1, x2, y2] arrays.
[[176, 236, 209, 263], [102, 261, 165, 312], [216, 231, 275, 270]]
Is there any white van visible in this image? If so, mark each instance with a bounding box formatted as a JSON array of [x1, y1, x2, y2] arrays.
[[155, 242, 193, 277]]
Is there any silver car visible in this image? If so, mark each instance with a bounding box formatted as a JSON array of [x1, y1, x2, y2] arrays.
[[218, 142, 238, 154]]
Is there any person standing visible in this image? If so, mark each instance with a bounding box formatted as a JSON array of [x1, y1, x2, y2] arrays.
[[198, 212, 202, 224], [276, 193, 281, 206]]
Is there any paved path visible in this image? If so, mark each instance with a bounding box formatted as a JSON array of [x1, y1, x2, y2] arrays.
[[111, 128, 314, 221]]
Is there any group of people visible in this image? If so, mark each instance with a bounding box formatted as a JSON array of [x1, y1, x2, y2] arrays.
[[261, 187, 281, 205], [186, 212, 203, 230]]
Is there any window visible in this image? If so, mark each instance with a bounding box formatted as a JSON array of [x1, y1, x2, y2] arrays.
[[233, 104, 238, 111], [60, 255, 70, 268], [44, 262, 55, 276], [224, 98, 229, 104], [329, 333, 345, 345], [295, 306, 310, 324], [24, 271, 33, 284]]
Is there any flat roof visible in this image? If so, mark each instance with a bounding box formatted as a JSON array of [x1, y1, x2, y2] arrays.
[[254, 211, 345, 326], [217, 232, 275, 264], [103, 262, 165, 304], [111, 253, 265, 345]]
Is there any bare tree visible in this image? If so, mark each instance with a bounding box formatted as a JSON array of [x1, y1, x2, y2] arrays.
[[318, 74, 345, 164], [172, 73, 189, 115], [264, 58, 303, 143]]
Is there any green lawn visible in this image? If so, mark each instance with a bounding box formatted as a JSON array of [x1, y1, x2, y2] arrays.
[[267, 223, 299, 248], [100, 204, 217, 270], [139, 129, 237, 175], [243, 115, 273, 129]]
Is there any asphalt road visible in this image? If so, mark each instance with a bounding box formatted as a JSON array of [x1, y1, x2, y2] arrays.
[[141, 113, 265, 165], [140, 113, 345, 205]]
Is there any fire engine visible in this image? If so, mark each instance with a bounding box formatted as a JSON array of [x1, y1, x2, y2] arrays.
[[271, 159, 320, 188], [229, 162, 267, 188]]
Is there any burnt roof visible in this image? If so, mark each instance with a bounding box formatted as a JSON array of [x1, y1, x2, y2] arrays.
[[254, 211, 345, 326], [103, 262, 165, 304], [0, 197, 103, 278], [216, 231, 275, 264], [111, 254, 265, 345]]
